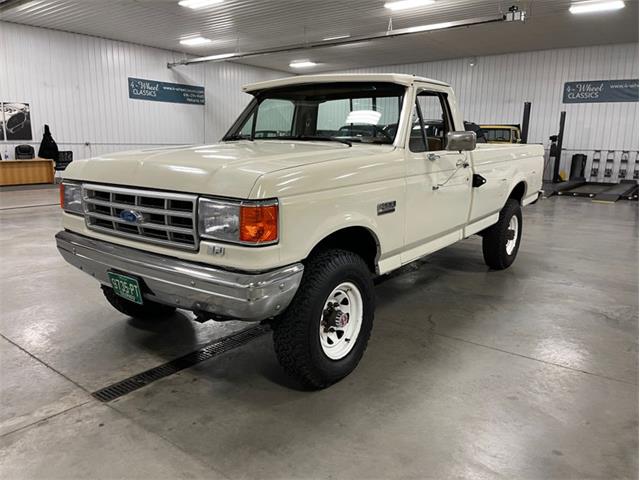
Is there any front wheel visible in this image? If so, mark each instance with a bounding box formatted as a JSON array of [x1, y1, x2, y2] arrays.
[[481, 199, 523, 270], [272, 249, 375, 390]]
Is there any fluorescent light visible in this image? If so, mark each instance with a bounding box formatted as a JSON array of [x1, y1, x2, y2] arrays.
[[180, 36, 212, 46], [385, 0, 435, 11], [323, 34, 351, 41], [198, 52, 235, 61], [178, 0, 223, 9], [289, 60, 317, 68], [569, 0, 625, 13], [406, 21, 454, 33]]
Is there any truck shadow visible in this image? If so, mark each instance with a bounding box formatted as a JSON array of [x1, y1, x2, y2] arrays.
[[126, 310, 193, 333], [258, 241, 498, 390], [116, 239, 509, 393]]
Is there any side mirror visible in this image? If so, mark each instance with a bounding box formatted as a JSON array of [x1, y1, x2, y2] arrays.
[[447, 131, 476, 152]]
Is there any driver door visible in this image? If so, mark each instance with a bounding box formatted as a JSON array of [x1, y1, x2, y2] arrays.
[[402, 88, 472, 264]]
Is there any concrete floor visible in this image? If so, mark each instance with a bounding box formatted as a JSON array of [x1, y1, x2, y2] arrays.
[[0, 186, 637, 479]]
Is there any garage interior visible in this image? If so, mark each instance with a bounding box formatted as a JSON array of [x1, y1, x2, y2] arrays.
[[0, 1, 638, 479]]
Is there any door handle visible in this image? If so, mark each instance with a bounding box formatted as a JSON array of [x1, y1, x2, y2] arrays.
[[427, 153, 440, 161], [456, 159, 470, 168]]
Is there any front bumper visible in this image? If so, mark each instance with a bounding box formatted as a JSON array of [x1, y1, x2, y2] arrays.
[[55, 231, 304, 321]]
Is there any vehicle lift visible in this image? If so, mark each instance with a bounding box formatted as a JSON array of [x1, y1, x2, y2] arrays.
[[545, 112, 638, 202]]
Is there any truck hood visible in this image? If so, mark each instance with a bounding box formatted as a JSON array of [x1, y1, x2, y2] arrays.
[[64, 140, 393, 198]]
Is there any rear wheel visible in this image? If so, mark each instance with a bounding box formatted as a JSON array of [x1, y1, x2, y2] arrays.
[[101, 286, 176, 321], [482, 199, 523, 270], [272, 249, 374, 390]]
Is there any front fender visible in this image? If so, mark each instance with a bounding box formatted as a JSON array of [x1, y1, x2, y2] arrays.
[[301, 214, 382, 260]]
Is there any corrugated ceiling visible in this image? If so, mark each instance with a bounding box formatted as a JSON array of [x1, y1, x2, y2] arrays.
[[1, 0, 638, 72]]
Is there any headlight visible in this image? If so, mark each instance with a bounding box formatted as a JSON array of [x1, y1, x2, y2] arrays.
[[60, 182, 83, 215], [198, 198, 278, 245]]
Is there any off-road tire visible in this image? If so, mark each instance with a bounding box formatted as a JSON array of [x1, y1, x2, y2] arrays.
[[482, 198, 522, 270], [272, 249, 375, 390], [101, 285, 176, 321]]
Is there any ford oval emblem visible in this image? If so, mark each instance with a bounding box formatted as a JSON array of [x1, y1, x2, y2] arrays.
[[120, 209, 144, 224]]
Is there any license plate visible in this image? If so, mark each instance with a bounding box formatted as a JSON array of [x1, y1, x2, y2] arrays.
[[107, 272, 143, 305]]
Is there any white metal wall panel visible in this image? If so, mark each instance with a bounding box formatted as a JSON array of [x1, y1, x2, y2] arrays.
[[340, 43, 639, 176], [0, 22, 282, 161]]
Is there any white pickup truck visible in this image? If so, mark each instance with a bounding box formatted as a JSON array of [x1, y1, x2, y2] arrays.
[[56, 74, 543, 389]]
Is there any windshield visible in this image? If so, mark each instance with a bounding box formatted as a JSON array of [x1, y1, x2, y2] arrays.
[[224, 82, 405, 145]]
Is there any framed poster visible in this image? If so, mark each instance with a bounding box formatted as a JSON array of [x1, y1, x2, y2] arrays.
[[0, 103, 5, 141], [2, 102, 33, 141]]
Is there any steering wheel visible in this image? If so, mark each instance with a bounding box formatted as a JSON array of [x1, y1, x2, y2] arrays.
[[383, 123, 398, 137]]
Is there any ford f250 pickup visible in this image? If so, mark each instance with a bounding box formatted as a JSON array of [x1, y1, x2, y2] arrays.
[[56, 74, 543, 389]]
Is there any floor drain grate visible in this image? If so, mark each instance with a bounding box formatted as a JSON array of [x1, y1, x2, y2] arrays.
[[91, 324, 270, 402]]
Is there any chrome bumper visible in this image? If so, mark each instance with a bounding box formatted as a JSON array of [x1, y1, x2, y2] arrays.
[[55, 231, 304, 321]]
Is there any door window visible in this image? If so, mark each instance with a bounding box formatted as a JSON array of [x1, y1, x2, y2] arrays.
[[410, 92, 451, 153]]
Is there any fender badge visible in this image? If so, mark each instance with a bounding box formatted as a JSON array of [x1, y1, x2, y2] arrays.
[[377, 201, 396, 215]]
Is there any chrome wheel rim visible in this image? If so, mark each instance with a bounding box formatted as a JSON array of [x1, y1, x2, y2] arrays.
[[319, 282, 363, 360], [506, 215, 519, 255]]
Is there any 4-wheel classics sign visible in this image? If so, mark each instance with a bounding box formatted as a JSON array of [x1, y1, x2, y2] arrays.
[[128, 77, 205, 105], [563, 79, 638, 104]]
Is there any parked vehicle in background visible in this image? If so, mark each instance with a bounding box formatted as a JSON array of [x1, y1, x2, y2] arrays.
[[56, 74, 543, 389], [481, 124, 522, 143], [464, 121, 488, 143]]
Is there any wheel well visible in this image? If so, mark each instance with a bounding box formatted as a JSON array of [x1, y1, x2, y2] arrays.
[[308, 227, 379, 274], [509, 182, 527, 203]]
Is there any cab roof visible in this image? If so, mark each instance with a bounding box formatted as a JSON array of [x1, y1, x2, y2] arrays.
[[242, 73, 450, 92]]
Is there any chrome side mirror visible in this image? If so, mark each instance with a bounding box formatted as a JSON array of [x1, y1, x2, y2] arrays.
[[447, 131, 476, 152]]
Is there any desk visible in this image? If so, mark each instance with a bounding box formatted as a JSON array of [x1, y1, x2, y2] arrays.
[[0, 159, 55, 186]]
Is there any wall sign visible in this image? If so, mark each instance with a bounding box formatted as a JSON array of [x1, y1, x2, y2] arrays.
[[563, 79, 638, 104], [128, 77, 205, 105]]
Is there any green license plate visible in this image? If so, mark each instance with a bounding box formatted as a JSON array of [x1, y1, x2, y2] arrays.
[[107, 272, 143, 304]]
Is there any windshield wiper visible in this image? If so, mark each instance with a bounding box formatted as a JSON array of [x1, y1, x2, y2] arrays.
[[296, 135, 352, 147]]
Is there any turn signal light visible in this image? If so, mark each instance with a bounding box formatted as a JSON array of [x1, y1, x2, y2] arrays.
[[239, 204, 278, 244], [59, 183, 65, 208]]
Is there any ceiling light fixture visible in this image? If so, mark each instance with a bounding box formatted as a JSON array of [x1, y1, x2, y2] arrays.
[[178, 0, 223, 9], [198, 52, 235, 60], [406, 21, 454, 33], [179, 36, 212, 46], [322, 34, 351, 41], [384, 0, 435, 11], [289, 60, 317, 68], [569, 0, 625, 14]]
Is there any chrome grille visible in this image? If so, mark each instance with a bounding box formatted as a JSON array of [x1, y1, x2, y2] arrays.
[[83, 184, 198, 250]]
